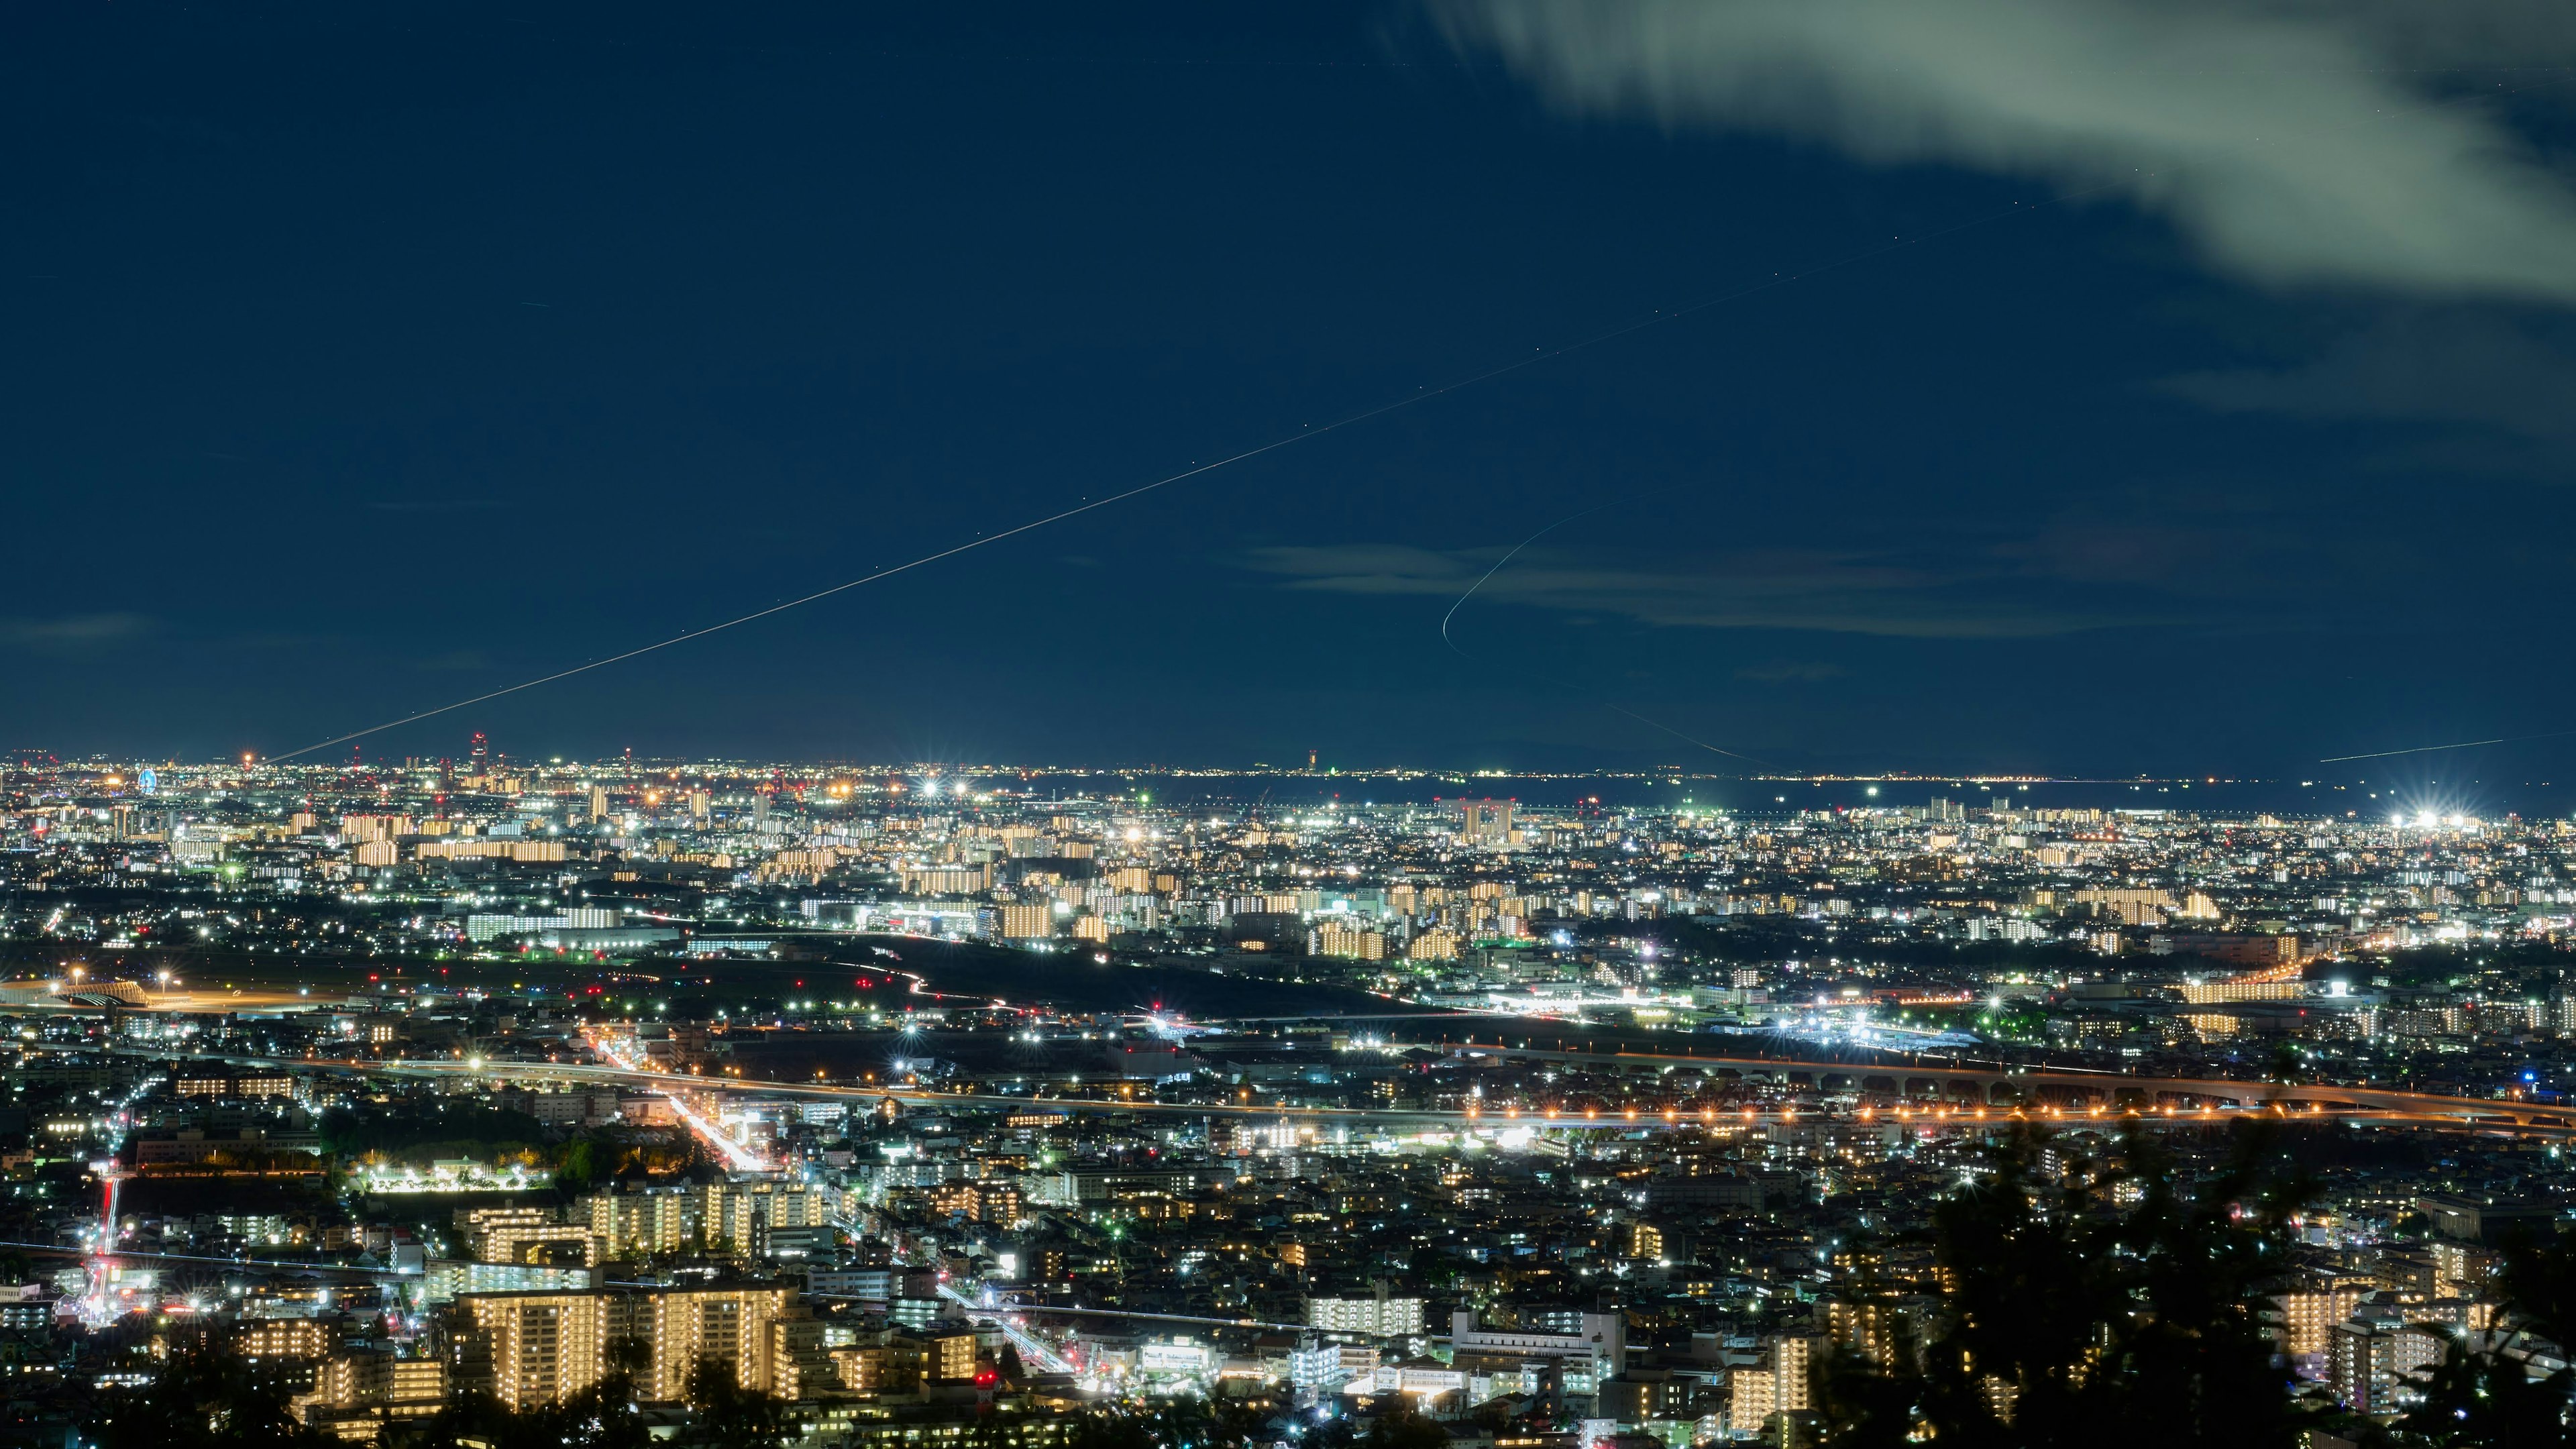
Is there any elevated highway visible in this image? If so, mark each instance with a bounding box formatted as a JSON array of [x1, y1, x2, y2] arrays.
[[1440, 1041, 2563, 1129], [32, 1042, 2565, 1137]]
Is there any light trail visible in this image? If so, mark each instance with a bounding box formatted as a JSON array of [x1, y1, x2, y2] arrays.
[[1440, 501, 1619, 655], [661, 1090, 770, 1173], [936, 1283, 1079, 1375], [1438, 493, 1774, 767], [80, 1078, 160, 1326], [971, 1295, 1313, 1334], [266, 187, 2098, 763], [592, 1037, 773, 1173], [48, 1040, 2560, 1142], [2320, 727, 2576, 762], [0, 1239, 413, 1278]]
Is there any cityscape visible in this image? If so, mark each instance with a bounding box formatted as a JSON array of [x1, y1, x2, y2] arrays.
[[16, 3, 2576, 1448], [0, 747, 2573, 1446]]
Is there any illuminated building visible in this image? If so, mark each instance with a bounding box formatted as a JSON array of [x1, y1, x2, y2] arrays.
[[459, 1283, 800, 1408]]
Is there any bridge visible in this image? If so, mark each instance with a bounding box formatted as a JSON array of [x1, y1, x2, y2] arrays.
[[0, 977, 152, 1009]]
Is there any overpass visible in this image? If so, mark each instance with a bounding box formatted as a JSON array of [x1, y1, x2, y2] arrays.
[[32, 1042, 2566, 1138], [1438, 1042, 2564, 1130]]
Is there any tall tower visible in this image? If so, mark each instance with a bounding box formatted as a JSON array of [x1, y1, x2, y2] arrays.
[[470, 731, 489, 768]]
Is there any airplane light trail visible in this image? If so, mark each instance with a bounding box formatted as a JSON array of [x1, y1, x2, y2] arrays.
[[1440, 491, 1774, 767], [269, 189, 2102, 764], [1439, 500, 1616, 656], [2320, 727, 2576, 763]]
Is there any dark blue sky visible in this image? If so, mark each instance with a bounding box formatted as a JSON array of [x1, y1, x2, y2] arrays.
[[7, 1, 2576, 782]]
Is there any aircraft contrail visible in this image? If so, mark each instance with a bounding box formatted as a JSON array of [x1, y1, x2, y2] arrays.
[[1436, 492, 1774, 767], [1439, 500, 1619, 655], [2319, 728, 2576, 763], [1601, 704, 1774, 768], [270, 189, 2096, 764]]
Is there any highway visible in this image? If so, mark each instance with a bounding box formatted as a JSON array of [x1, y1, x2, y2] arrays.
[[32, 1041, 2574, 1140], [970, 1294, 1311, 1334], [0, 1238, 413, 1280], [1437, 1040, 2573, 1129]]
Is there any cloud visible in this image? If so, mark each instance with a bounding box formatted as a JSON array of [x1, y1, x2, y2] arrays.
[[1735, 661, 1851, 682], [1246, 543, 2139, 637], [2162, 311, 2576, 440], [1432, 0, 2576, 302], [1, 613, 153, 650]]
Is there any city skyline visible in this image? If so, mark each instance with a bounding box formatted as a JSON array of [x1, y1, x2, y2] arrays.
[[10, 7, 2576, 1444], [7, 738, 2576, 1444]]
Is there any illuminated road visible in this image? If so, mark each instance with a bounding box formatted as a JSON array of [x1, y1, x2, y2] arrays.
[[973, 1295, 1310, 1334], [36, 1042, 2576, 1140], [935, 1282, 1078, 1375], [588, 1038, 774, 1172], [0, 1238, 415, 1279], [1436, 1041, 2576, 1128]]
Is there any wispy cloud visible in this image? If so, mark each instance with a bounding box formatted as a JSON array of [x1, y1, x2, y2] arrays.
[[2163, 311, 2576, 442], [1, 613, 153, 650], [1735, 660, 1850, 682], [1246, 543, 2140, 637], [1432, 0, 2576, 302]]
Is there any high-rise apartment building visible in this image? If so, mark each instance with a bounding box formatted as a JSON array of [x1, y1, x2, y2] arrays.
[[587, 1187, 694, 1258], [459, 1283, 799, 1408], [579, 1182, 832, 1260], [1729, 1332, 1817, 1435], [1312, 924, 1387, 961], [1407, 930, 1459, 962], [998, 904, 1057, 941], [1458, 799, 1515, 847], [292, 1348, 449, 1435]]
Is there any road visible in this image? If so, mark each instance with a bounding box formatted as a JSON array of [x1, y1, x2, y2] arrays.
[[0, 1238, 413, 1280], [971, 1295, 1311, 1334], [934, 1281, 1079, 1374], [34, 1042, 2574, 1140]]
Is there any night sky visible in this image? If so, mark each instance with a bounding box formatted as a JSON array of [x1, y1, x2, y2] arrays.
[[9, 2, 2576, 781]]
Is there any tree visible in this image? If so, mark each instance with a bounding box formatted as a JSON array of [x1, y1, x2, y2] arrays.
[[1360, 1405, 1452, 1449], [2387, 1226, 2576, 1447], [682, 1355, 790, 1448], [555, 1136, 604, 1193], [83, 1334, 337, 1449], [1067, 1410, 1157, 1449], [1064, 1397, 1279, 1449], [1815, 1120, 2316, 1449], [405, 1336, 653, 1449], [2267, 1042, 2305, 1085]]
